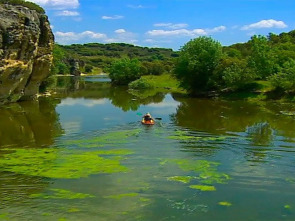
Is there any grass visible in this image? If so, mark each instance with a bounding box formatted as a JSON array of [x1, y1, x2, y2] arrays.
[[131, 74, 186, 94]]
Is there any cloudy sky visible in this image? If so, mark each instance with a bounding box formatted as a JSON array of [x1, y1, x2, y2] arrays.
[[28, 0, 294, 50]]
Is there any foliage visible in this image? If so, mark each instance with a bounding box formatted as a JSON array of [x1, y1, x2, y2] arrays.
[[57, 43, 177, 72], [128, 78, 154, 89], [109, 58, 142, 85], [248, 35, 277, 79], [269, 59, 295, 91], [84, 64, 93, 73], [0, 0, 45, 13], [215, 57, 256, 90], [174, 36, 223, 95], [51, 45, 70, 75], [129, 74, 184, 94], [141, 60, 166, 75]]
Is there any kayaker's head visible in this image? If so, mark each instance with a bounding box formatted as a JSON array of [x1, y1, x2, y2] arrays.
[[146, 112, 151, 116]]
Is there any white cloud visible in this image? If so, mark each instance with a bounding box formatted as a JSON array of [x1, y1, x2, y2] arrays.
[[27, 0, 79, 10], [241, 19, 287, 30], [115, 29, 126, 34], [104, 30, 138, 44], [102, 15, 124, 20], [154, 23, 189, 29], [147, 26, 226, 37], [55, 29, 138, 45], [55, 31, 107, 44], [55, 10, 80, 16]]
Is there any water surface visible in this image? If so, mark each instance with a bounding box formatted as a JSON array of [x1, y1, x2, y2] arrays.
[[0, 76, 295, 220]]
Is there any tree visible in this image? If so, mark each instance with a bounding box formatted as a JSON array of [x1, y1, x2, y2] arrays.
[[109, 58, 142, 85], [174, 36, 223, 95], [248, 35, 276, 79], [269, 59, 295, 91]]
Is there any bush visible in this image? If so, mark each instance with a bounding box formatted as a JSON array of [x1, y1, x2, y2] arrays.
[[128, 78, 154, 89], [174, 36, 222, 95], [269, 59, 295, 91], [85, 64, 93, 73], [0, 0, 45, 14], [109, 58, 142, 85]]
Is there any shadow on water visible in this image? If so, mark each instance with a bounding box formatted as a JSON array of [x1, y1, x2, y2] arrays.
[[0, 98, 63, 148], [172, 95, 295, 139]]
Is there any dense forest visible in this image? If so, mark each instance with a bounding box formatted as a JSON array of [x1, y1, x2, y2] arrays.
[[51, 30, 295, 99]]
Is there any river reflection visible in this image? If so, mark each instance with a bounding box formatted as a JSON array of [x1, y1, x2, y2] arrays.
[[172, 95, 295, 139], [1, 76, 295, 220], [0, 99, 63, 148]]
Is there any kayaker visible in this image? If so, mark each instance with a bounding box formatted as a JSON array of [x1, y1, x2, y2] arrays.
[[143, 113, 152, 121]]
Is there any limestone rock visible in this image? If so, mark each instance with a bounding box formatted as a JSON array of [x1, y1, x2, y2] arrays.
[[0, 3, 54, 104]]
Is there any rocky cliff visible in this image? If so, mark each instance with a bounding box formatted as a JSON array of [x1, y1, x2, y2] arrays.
[[0, 3, 54, 104]]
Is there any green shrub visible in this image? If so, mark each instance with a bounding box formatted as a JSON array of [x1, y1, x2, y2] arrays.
[[85, 64, 93, 73], [269, 59, 295, 91], [0, 0, 45, 14], [109, 58, 142, 85], [128, 78, 154, 89]]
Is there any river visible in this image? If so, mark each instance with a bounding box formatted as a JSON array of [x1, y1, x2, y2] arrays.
[[0, 75, 295, 220]]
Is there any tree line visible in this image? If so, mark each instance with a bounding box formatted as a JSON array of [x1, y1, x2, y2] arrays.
[[51, 30, 295, 97]]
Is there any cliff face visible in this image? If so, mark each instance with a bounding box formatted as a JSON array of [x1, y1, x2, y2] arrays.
[[0, 3, 54, 104]]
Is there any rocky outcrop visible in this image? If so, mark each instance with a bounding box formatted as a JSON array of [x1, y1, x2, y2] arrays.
[[0, 3, 54, 104]]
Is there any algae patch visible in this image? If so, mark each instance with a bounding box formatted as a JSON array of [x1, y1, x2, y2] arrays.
[[189, 185, 216, 191], [30, 188, 95, 199], [218, 201, 232, 207], [65, 129, 141, 148], [168, 130, 227, 143], [167, 176, 194, 184], [0, 148, 133, 179], [171, 159, 230, 184]]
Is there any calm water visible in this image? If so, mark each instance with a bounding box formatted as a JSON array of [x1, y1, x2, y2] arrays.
[[1, 76, 295, 220]]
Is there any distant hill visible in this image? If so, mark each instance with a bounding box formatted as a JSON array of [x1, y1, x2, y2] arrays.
[[53, 43, 179, 75]]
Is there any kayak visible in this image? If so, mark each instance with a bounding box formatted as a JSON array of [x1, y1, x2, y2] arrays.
[[141, 119, 155, 125]]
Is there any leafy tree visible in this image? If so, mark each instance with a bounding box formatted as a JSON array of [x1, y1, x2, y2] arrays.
[[212, 56, 255, 90], [269, 59, 295, 91], [109, 58, 142, 85], [248, 35, 276, 79], [174, 36, 223, 95], [51, 45, 70, 75]]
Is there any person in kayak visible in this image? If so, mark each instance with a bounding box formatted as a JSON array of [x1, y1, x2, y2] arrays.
[[143, 113, 153, 121]]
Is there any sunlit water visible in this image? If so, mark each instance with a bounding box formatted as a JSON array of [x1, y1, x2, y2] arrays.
[[1, 76, 295, 220]]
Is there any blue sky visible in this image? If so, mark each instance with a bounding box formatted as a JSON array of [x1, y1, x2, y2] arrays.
[[29, 0, 294, 50]]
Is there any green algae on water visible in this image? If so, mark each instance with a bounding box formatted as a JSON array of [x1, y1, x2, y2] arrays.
[[30, 188, 95, 199], [0, 214, 9, 220], [168, 130, 227, 142], [218, 201, 232, 207], [104, 193, 139, 200], [167, 176, 194, 184], [167, 159, 231, 185], [67, 208, 81, 213], [65, 129, 141, 147], [189, 185, 216, 191], [0, 148, 133, 179]]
